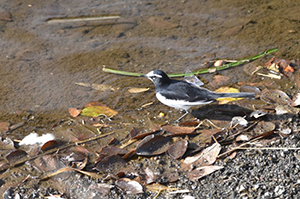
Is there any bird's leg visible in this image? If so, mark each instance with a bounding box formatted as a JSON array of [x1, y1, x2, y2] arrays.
[[175, 110, 189, 123]]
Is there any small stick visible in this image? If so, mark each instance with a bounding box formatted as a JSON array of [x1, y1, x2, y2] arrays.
[[46, 15, 121, 23], [238, 147, 300, 150], [102, 48, 278, 77]]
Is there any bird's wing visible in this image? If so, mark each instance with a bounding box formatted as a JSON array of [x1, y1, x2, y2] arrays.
[[158, 80, 216, 102]]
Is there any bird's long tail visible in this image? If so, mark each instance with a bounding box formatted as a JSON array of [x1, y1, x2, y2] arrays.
[[213, 92, 256, 99]]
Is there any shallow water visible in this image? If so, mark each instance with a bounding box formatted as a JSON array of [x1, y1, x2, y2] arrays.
[[0, 0, 299, 119]]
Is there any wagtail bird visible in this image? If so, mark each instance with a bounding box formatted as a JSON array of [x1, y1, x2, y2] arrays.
[[142, 70, 255, 122]]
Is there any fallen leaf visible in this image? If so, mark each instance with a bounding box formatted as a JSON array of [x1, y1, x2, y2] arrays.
[[128, 87, 149, 93], [136, 135, 171, 156], [5, 150, 27, 164], [231, 116, 248, 127], [75, 82, 118, 91], [188, 165, 223, 181], [41, 140, 61, 151], [253, 121, 275, 135], [116, 178, 144, 194], [167, 140, 188, 160], [81, 105, 117, 117], [144, 167, 157, 184], [162, 125, 195, 135], [97, 146, 128, 156], [196, 129, 222, 143], [34, 154, 62, 172], [292, 93, 300, 107], [59, 148, 88, 169], [69, 107, 82, 117], [283, 65, 294, 73], [222, 25, 243, 36], [94, 155, 126, 173], [182, 142, 221, 171], [0, 137, 15, 150], [88, 183, 113, 196], [275, 105, 299, 115], [261, 90, 293, 105], [157, 170, 180, 183], [129, 128, 157, 139]]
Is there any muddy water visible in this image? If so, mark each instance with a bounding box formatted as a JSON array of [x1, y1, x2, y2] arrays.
[[0, 0, 299, 121]]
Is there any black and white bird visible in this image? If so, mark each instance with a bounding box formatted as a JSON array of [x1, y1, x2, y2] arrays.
[[142, 70, 255, 122]]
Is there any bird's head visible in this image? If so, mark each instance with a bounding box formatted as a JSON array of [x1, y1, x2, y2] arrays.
[[141, 70, 171, 87]]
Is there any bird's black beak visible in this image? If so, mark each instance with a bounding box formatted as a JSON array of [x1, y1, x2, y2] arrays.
[[140, 74, 146, 77]]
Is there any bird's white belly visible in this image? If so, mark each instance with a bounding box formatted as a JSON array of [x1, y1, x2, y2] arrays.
[[156, 92, 213, 111]]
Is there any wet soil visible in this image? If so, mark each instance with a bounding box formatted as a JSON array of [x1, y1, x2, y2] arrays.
[[1, 0, 300, 198]]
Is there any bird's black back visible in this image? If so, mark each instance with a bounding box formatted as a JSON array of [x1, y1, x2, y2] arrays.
[[155, 79, 218, 103]]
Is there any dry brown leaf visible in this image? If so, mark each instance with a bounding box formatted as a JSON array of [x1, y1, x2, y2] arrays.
[[75, 82, 118, 91], [128, 87, 149, 93], [136, 135, 171, 156], [68, 107, 82, 117], [5, 150, 27, 164], [188, 165, 223, 181], [182, 142, 221, 171], [167, 140, 188, 160], [253, 121, 275, 135], [116, 178, 144, 194], [94, 155, 126, 173], [162, 125, 195, 135], [0, 137, 15, 150], [292, 93, 300, 107], [261, 90, 293, 105]]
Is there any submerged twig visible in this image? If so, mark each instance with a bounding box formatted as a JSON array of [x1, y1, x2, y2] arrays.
[[102, 48, 278, 77], [46, 15, 121, 23]]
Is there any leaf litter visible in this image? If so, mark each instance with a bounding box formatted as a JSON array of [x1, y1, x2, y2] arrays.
[[1, 56, 300, 198]]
